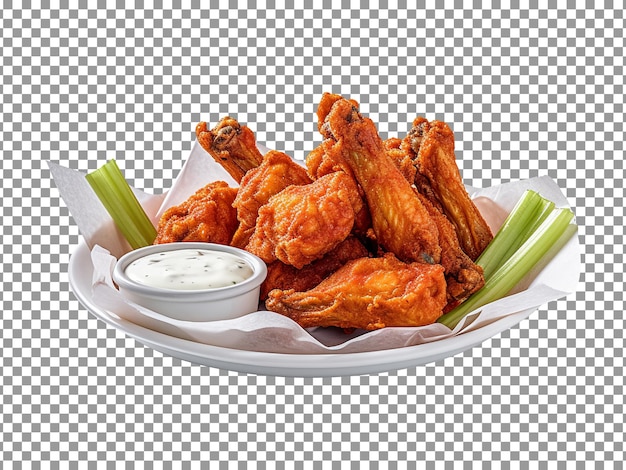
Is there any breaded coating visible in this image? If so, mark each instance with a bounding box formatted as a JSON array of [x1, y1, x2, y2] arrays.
[[154, 181, 238, 245], [196, 117, 264, 183], [384, 137, 418, 183], [246, 171, 365, 269], [266, 253, 447, 330], [304, 143, 372, 237], [383, 120, 486, 307], [231, 150, 312, 248], [304, 143, 352, 180], [260, 236, 370, 300], [416, 192, 484, 309]]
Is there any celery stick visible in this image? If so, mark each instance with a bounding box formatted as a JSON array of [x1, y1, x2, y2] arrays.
[[494, 197, 555, 273], [86, 160, 157, 249], [438, 206, 575, 329], [476, 190, 552, 281]]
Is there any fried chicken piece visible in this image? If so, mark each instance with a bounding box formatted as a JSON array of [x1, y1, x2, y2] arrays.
[[409, 119, 493, 260], [231, 150, 312, 248], [195, 117, 264, 183], [266, 253, 447, 330], [154, 181, 238, 245], [383, 123, 485, 306], [260, 236, 370, 300], [416, 192, 484, 309], [319, 96, 441, 264], [246, 171, 365, 269]]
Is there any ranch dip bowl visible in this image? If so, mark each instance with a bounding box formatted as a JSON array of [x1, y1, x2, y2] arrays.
[[112, 242, 267, 322]]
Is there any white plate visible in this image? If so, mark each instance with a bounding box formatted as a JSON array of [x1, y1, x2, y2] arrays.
[[69, 240, 537, 377]]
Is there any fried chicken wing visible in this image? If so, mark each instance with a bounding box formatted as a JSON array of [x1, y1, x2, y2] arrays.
[[266, 253, 447, 330], [260, 236, 370, 300], [319, 96, 441, 264], [410, 119, 493, 260], [231, 150, 312, 248], [416, 192, 484, 309], [382, 127, 485, 305], [306, 93, 361, 181], [196, 117, 264, 183], [246, 171, 365, 269], [154, 181, 238, 245]]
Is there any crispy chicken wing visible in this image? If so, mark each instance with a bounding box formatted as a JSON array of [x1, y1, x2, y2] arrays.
[[266, 253, 447, 330], [306, 93, 361, 181], [196, 117, 264, 183], [416, 192, 484, 309], [231, 150, 312, 248], [260, 236, 370, 300], [409, 119, 493, 260], [154, 181, 238, 245], [319, 95, 441, 264], [383, 127, 485, 306], [246, 171, 365, 269]]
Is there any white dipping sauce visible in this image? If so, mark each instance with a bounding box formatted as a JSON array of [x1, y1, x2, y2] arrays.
[[124, 248, 254, 290]]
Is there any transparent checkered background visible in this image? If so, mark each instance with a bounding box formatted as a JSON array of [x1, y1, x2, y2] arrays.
[[2, 1, 623, 467]]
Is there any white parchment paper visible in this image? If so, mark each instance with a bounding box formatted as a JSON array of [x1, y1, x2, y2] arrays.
[[50, 141, 582, 354]]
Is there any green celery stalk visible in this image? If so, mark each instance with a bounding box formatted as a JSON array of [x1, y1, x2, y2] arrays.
[[438, 206, 575, 329], [476, 190, 554, 281], [86, 159, 157, 249]]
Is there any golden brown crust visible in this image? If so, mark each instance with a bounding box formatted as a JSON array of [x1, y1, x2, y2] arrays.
[[260, 236, 370, 300], [245, 171, 364, 269], [403, 116, 431, 157], [384, 137, 418, 183], [231, 150, 312, 248], [321, 97, 441, 264], [415, 192, 484, 306], [265, 253, 447, 330], [154, 181, 238, 245]]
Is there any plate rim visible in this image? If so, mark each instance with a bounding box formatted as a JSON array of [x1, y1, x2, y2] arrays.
[[69, 239, 536, 377]]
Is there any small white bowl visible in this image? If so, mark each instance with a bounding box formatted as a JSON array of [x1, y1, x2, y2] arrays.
[[113, 242, 267, 322]]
